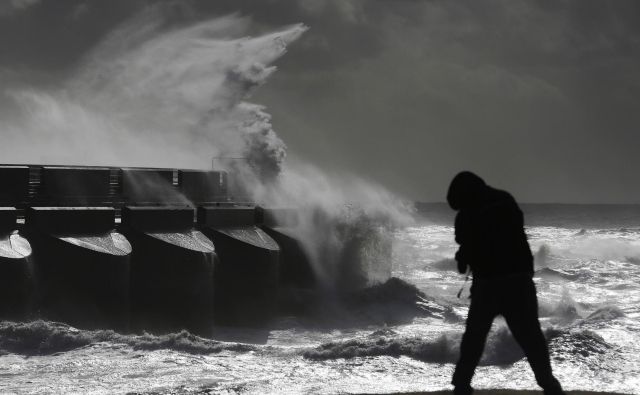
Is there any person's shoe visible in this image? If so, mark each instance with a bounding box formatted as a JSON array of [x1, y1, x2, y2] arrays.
[[542, 378, 566, 395], [453, 385, 473, 395]]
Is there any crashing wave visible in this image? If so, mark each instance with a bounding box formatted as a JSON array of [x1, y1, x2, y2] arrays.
[[304, 323, 616, 367], [343, 277, 441, 311], [0, 320, 256, 356], [534, 243, 552, 268], [278, 277, 456, 328], [534, 267, 579, 282], [302, 328, 521, 365], [429, 258, 457, 271], [336, 277, 455, 326], [581, 305, 626, 323], [303, 332, 460, 364], [547, 328, 614, 361], [626, 256, 640, 265]]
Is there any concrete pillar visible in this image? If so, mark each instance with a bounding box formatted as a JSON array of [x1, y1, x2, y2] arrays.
[[121, 206, 215, 336], [0, 207, 33, 320], [178, 170, 228, 204], [26, 207, 131, 330], [0, 166, 29, 204], [258, 207, 315, 290], [198, 206, 280, 326], [41, 166, 111, 205]]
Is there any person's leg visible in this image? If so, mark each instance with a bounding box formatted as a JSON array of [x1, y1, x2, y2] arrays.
[[503, 279, 564, 395], [452, 286, 495, 394]]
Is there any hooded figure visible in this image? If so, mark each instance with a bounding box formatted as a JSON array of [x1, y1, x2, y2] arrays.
[[447, 171, 533, 277], [448, 171, 564, 395]]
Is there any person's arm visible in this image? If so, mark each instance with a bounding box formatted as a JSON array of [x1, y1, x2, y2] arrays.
[[455, 249, 468, 274], [454, 212, 469, 274]]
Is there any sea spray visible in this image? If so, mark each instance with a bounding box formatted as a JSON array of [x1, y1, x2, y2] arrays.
[[0, 5, 413, 292], [1, 7, 303, 170], [255, 163, 414, 291]]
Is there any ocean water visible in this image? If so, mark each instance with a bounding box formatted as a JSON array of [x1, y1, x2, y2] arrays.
[[1, 204, 640, 394]]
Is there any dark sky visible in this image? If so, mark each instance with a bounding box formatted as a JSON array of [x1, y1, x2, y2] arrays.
[[1, 0, 640, 203]]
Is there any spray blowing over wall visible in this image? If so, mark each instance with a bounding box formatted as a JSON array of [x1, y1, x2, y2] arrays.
[[0, 6, 413, 290], [3, 9, 300, 173]]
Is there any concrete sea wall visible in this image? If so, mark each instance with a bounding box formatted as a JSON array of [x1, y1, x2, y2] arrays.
[[0, 164, 314, 333]]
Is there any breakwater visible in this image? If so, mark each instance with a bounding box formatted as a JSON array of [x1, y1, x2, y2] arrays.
[[0, 164, 315, 335]]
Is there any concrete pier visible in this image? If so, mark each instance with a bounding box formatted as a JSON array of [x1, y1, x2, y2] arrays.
[[259, 208, 315, 289], [121, 168, 184, 204], [178, 170, 228, 204], [0, 166, 29, 203], [26, 162, 132, 329], [26, 207, 131, 330], [0, 207, 33, 320], [0, 163, 383, 332], [198, 206, 280, 326], [121, 206, 215, 336], [41, 166, 111, 204]]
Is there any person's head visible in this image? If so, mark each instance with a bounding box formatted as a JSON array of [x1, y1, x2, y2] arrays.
[[447, 171, 487, 211]]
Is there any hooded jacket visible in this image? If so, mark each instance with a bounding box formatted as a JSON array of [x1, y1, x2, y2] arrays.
[[447, 172, 533, 278]]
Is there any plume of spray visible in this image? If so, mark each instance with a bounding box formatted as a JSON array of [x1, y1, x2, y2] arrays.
[[255, 161, 413, 291], [0, 6, 413, 291], [1, 7, 297, 171]]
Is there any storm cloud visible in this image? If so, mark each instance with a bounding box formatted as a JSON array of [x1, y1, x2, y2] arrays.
[[1, 0, 639, 203]]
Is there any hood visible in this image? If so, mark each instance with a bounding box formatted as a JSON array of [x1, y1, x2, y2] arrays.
[[447, 171, 487, 211]]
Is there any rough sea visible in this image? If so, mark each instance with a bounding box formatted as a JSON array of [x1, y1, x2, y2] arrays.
[[1, 204, 639, 394]]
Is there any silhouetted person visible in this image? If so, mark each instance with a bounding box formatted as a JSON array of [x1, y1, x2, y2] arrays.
[[447, 171, 564, 395]]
